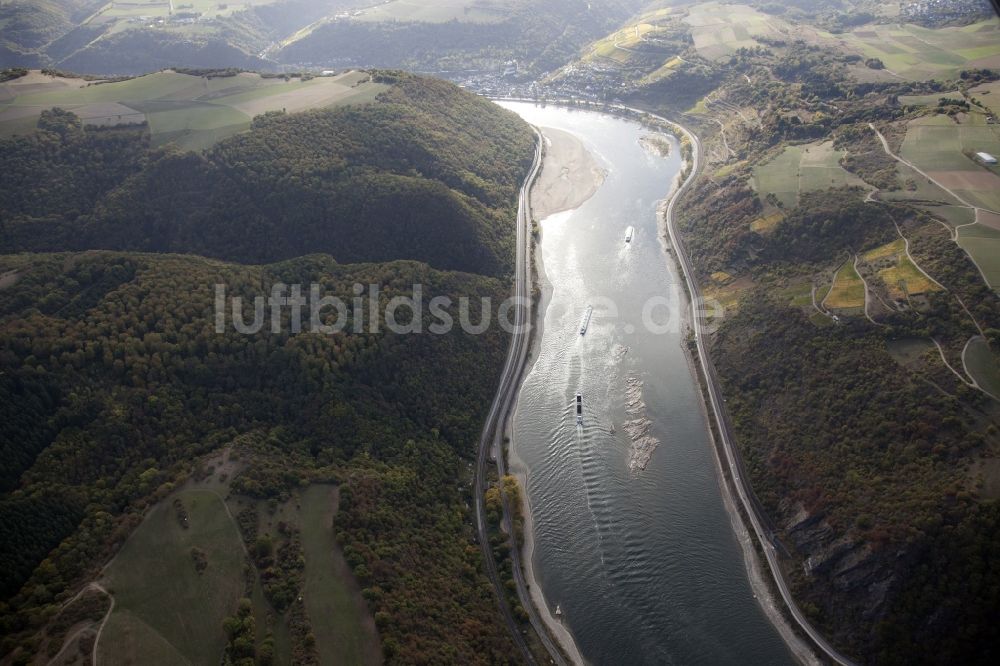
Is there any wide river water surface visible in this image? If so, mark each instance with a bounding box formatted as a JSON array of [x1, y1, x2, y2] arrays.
[[497, 101, 796, 666]]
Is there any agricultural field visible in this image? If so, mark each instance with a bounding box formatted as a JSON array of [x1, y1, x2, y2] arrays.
[[0, 69, 386, 151], [862, 238, 906, 263], [879, 253, 941, 300], [682, 3, 787, 61], [821, 20, 1000, 80], [824, 260, 866, 310], [750, 211, 783, 234], [97, 489, 246, 666], [98, 0, 279, 23], [898, 91, 962, 107], [585, 22, 660, 65], [703, 273, 753, 315], [355, 0, 521, 24], [879, 160, 966, 209], [970, 79, 1000, 118], [752, 141, 870, 209], [957, 220, 1000, 289], [897, 114, 1000, 212]]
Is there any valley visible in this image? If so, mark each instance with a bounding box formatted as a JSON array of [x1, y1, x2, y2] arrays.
[[2, 1, 1000, 664]]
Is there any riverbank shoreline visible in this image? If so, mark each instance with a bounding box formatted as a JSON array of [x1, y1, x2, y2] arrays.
[[651, 150, 819, 666], [507, 124, 593, 666], [649, 109, 830, 665]]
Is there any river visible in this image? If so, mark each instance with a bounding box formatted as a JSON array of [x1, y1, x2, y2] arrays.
[[497, 102, 796, 666]]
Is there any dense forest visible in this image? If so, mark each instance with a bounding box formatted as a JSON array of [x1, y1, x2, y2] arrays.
[[0, 252, 520, 663], [0, 71, 536, 663], [0, 74, 534, 276]]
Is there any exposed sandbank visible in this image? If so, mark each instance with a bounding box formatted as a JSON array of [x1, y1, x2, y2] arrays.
[[530, 127, 606, 221]]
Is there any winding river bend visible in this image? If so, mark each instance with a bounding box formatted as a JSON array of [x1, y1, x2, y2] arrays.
[[498, 102, 795, 665]]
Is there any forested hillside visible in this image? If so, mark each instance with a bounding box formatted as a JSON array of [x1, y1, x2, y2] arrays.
[[0, 70, 536, 663], [0, 0, 346, 75], [0, 0, 650, 77], [0, 0, 104, 67], [0, 73, 535, 276], [0, 252, 518, 662]]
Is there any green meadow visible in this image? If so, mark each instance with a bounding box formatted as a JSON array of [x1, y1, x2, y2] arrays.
[[0, 70, 386, 151]]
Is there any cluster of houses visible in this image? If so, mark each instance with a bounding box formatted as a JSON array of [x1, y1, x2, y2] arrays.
[[899, 0, 995, 25]]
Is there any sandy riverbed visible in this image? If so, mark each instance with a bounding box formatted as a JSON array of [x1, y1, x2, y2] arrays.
[[530, 127, 606, 222]]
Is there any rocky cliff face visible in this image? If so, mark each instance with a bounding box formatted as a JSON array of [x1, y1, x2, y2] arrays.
[[779, 500, 899, 650]]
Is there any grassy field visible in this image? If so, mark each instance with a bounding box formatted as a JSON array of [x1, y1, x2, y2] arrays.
[[823, 20, 1000, 80], [0, 70, 385, 151], [899, 91, 961, 107], [299, 485, 381, 666], [866, 239, 950, 297], [923, 204, 977, 228], [683, 3, 787, 61], [779, 280, 814, 308], [227, 484, 380, 665], [970, 80, 1000, 117], [957, 222, 1000, 288], [753, 144, 802, 208], [248, 575, 293, 666], [98, 489, 245, 666], [887, 337, 935, 369], [825, 260, 866, 309], [863, 238, 906, 262], [965, 337, 1000, 397], [880, 254, 940, 299], [750, 211, 783, 234], [752, 141, 868, 208]]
